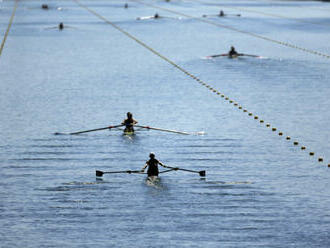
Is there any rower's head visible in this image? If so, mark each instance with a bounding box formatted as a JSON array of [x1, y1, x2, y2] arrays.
[[230, 46, 235, 51], [219, 10, 224, 16], [154, 13, 159, 18], [149, 152, 155, 158], [127, 112, 133, 118], [59, 22, 64, 30]]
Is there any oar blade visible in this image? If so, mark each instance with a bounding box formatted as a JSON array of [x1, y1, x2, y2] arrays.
[[54, 132, 68, 135], [96, 170, 104, 177], [199, 170, 206, 177]]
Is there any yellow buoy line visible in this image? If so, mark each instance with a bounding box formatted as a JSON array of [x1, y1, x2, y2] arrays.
[[190, 0, 330, 28], [73, 0, 328, 167], [0, 0, 18, 57], [131, 0, 330, 59]]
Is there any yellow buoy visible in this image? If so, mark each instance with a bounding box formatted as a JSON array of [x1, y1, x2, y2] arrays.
[[272, 128, 276, 131], [254, 116, 258, 119], [318, 157, 323, 162], [293, 141, 298, 145], [301, 146, 306, 150], [309, 152, 314, 156], [278, 132, 283, 136], [286, 136, 291, 140]]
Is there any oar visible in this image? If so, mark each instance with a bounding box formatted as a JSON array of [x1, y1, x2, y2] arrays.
[[164, 165, 206, 177], [55, 124, 123, 135], [227, 14, 241, 17], [205, 53, 228, 58], [237, 53, 261, 58], [96, 170, 142, 177], [135, 125, 190, 135]]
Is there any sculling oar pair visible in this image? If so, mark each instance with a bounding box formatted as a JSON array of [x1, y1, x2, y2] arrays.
[[55, 124, 203, 135], [96, 166, 206, 177], [54, 124, 124, 135], [202, 14, 241, 17], [206, 53, 261, 59]]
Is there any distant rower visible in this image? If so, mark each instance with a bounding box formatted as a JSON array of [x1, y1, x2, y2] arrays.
[[228, 46, 238, 58], [122, 112, 138, 133], [124, 3, 128, 8], [219, 10, 224, 17], [42, 4, 49, 9], [141, 153, 168, 177], [154, 13, 159, 19], [59, 22, 64, 30]]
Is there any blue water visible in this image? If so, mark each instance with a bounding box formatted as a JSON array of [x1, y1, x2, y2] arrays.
[[1, 0, 330, 247]]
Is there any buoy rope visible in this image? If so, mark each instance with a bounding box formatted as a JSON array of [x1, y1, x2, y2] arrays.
[[131, 0, 330, 59], [73, 0, 327, 166], [0, 0, 18, 58]]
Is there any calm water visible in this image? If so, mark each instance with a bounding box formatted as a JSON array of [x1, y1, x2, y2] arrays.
[[1, 0, 330, 247]]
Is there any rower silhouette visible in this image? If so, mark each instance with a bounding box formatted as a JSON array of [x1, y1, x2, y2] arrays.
[[58, 22, 64, 30], [141, 153, 169, 177], [122, 112, 138, 133], [41, 4, 48, 9], [228, 46, 238, 58]]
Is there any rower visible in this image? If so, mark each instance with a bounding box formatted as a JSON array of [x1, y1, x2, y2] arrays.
[[124, 3, 128, 8], [121, 112, 138, 133], [219, 10, 225, 17], [228, 46, 238, 58], [141, 153, 169, 177], [41, 4, 49, 9], [154, 13, 159, 19], [58, 22, 64, 30]]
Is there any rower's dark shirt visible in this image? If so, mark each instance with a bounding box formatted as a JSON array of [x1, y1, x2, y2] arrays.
[[146, 158, 159, 176], [229, 49, 238, 56], [122, 118, 135, 128]]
